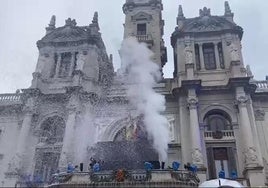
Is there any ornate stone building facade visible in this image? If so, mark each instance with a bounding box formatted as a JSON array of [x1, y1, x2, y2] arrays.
[[0, 0, 268, 187]]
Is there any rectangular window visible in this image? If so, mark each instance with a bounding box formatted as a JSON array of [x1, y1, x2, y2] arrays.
[[59, 52, 72, 78], [137, 23, 146, 35], [203, 43, 216, 70], [195, 44, 201, 70]]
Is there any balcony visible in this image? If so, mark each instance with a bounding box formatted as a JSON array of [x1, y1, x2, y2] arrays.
[[204, 130, 235, 142], [135, 34, 154, 45]]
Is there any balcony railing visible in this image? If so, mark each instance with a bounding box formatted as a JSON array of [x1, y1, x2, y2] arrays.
[[255, 80, 268, 92], [39, 136, 64, 144], [0, 93, 22, 105], [48, 170, 199, 187], [204, 130, 235, 141], [135, 34, 153, 44]]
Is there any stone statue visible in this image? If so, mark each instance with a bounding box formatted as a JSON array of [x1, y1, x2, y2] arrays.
[[246, 65, 253, 77], [229, 42, 240, 62], [184, 45, 194, 64], [75, 52, 86, 71]]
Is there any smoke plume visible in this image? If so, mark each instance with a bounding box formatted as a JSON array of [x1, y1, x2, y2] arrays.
[[120, 37, 169, 161]]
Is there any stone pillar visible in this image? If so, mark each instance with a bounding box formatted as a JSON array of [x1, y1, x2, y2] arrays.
[[198, 43, 205, 70], [54, 53, 61, 78], [235, 87, 265, 186], [214, 42, 221, 70], [6, 98, 35, 186], [69, 52, 76, 77], [187, 90, 204, 167], [185, 63, 194, 80], [236, 95, 260, 167], [59, 93, 80, 171]]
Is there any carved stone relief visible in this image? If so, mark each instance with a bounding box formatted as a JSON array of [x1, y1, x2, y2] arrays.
[[184, 45, 194, 64], [243, 147, 259, 167], [254, 109, 265, 121], [192, 148, 204, 165], [229, 42, 240, 62]]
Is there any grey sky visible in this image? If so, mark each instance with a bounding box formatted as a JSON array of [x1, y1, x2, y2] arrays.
[[0, 0, 267, 93]]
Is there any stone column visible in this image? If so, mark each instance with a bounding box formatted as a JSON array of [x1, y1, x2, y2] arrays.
[[6, 98, 35, 184], [214, 42, 221, 70], [54, 53, 61, 78], [59, 93, 80, 170], [69, 52, 76, 77], [198, 43, 205, 70], [187, 90, 204, 167], [236, 95, 260, 167]]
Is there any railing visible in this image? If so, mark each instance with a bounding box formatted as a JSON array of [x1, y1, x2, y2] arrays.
[[255, 80, 268, 92], [39, 136, 64, 144], [0, 93, 21, 103], [204, 130, 235, 141], [48, 170, 199, 187], [135, 34, 153, 43]]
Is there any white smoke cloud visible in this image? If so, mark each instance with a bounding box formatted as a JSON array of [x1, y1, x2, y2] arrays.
[[74, 109, 97, 164], [120, 37, 169, 161]]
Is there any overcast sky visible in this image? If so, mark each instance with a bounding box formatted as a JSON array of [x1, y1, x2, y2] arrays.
[[0, 0, 267, 93]]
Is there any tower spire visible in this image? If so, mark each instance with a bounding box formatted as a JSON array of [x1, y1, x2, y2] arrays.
[[224, 1, 234, 22], [91, 12, 99, 30], [90, 11, 100, 33], [178, 5, 184, 18], [46, 15, 56, 34], [177, 5, 185, 29]]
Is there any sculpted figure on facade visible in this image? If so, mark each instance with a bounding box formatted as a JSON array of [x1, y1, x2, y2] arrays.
[[192, 148, 204, 165], [184, 45, 194, 64], [36, 53, 49, 73], [75, 52, 86, 71], [254, 109, 265, 121], [229, 42, 240, 62], [244, 147, 259, 166], [187, 96, 198, 109]]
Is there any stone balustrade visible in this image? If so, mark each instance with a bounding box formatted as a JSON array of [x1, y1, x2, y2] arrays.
[[135, 34, 153, 44], [38, 136, 64, 144], [254, 80, 268, 92], [0, 93, 22, 106], [204, 130, 235, 142], [48, 170, 199, 187]]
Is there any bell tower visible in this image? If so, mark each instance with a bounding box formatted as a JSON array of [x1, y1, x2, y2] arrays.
[[122, 0, 167, 72], [31, 13, 113, 94], [171, 2, 245, 85]]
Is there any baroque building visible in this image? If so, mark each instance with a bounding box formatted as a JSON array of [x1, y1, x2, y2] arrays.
[[0, 0, 268, 187]]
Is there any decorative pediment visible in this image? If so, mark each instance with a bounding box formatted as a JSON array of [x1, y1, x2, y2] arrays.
[[131, 12, 152, 21], [183, 16, 235, 32]]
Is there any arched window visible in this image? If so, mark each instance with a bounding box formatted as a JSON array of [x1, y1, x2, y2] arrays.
[[40, 116, 65, 143], [204, 110, 232, 131]]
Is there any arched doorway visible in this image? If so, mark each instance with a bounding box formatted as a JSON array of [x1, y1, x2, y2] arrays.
[[204, 110, 237, 179]]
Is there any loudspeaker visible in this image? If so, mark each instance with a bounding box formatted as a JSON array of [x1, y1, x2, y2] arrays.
[[80, 163, 83, 172], [161, 162, 165, 169]]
